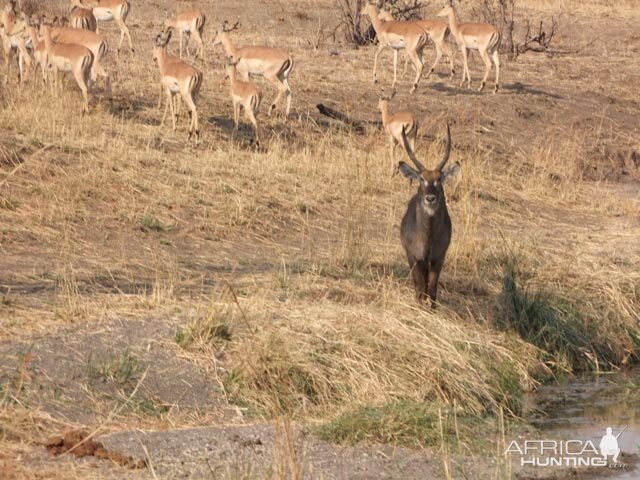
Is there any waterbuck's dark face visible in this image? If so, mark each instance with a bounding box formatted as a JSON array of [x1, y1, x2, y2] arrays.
[[400, 165, 460, 216], [397, 124, 460, 216]]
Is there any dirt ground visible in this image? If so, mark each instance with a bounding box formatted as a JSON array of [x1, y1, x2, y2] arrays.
[[1, 0, 639, 478]]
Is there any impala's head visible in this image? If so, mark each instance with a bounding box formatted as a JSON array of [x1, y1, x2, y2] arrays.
[[224, 56, 240, 79], [436, 2, 455, 18], [398, 124, 460, 216], [153, 30, 171, 60], [360, 2, 377, 17], [377, 89, 396, 111], [378, 9, 394, 22], [213, 20, 239, 46]]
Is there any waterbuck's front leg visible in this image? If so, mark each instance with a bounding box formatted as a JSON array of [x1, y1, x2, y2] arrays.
[[410, 259, 430, 304], [427, 258, 444, 307]]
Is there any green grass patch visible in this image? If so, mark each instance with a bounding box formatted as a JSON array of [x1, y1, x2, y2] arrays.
[[496, 258, 617, 373]]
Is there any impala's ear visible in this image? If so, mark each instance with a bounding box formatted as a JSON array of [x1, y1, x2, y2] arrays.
[[442, 161, 461, 182], [398, 162, 421, 181]]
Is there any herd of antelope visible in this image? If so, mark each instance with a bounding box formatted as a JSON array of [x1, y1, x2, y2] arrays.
[[0, 0, 505, 306]]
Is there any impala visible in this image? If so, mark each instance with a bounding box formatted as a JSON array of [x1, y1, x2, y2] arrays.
[[398, 124, 460, 306], [378, 89, 417, 162], [77, 0, 132, 53], [49, 25, 110, 94], [153, 30, 203, 143], [379, 9, 455, 79], [70, 0, 97, 31], [437, 2, 500, 93], [1, 5, 31, 86], [360, 2, 429, 93], [42, 24, 94, 114], [26, 24, 49, 86], [212, 21, 293, 118], [164, 9, 206, 59], [225, 56, 262, 145]]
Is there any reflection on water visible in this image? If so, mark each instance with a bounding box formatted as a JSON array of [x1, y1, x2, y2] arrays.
[[525, 369, 640, 479]]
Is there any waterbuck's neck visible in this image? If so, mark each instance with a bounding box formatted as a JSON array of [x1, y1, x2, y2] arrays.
[[415, 195, 449, 239]]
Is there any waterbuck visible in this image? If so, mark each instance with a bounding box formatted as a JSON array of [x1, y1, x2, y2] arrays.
[[398, 124, 460, 306]]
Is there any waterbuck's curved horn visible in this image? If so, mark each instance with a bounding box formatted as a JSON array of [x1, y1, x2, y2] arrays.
[[401, 125, 426, 172], [434, 124, 451, 171]]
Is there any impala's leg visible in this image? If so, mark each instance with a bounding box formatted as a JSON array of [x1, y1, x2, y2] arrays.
[[441, 38, 456, 78], [193, 30, 203, 59], [157, 83, 163, 110], [161, 89, 171, 127], [183, 93, 198, 140], [72, 67, 89, 114], [169, 93, 177, 131], [391, 49, 398, 88], [116, 18, 133, 53], [94, 62, 111, 96], [264, 73, 284, 118], [426, 42, 442, 79], [389, 135, 395, 160], [233, 100, 239, 129], [282, 77, 292, 118], [372, 43, 386, 84], [478, 47, 492, 92], [458, 46, 467, 87], [246, 104, 259, 144], [464, 48, 472, 89], [492, 49, 500, 93], [407, 48, 424, 93], [402, 51, 409, 77]]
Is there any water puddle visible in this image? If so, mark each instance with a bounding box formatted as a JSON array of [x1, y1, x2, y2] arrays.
[[524, 369, 640, 479]]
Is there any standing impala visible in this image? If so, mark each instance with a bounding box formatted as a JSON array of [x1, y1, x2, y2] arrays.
[[225, 57, 262, 145], [1, 4, 31, 86], [212, 21, 293, 118], [70, 0, 97, 31], [378, 89, 417, 162], [42, 24, 94, 114], [77, 0, 132, 53], [153, 30, 203, 143], [360, 3, 429, 93], [26, 24, 48, 86], [164, 9, 206, 59], [437, 2, 500, 93], [379, 9, 455, 81], [398, 124, 460, 306], [49, 25, 110, 94]]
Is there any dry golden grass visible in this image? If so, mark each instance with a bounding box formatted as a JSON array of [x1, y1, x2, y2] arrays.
[[0, 0, 639, 477]]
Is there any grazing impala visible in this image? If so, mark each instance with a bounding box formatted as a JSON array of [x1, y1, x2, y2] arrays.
[[225, 56, 262, 145], [70, 0, 97, 31], [42, 24, 94, 114], [164, 9, 206, 59], [77, 0, 132, 52], [379, 9, 455, 80], [49, 25, 110, 94], [378, 89, 417, 161], [437, 2, 500, 93], [360, 3, 429, 93], [212, 21, 293, 118], [153, 30, 203, 143], [398, 124, 460, 306]]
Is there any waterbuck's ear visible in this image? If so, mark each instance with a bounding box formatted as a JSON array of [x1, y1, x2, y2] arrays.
[[442, 161, 461, 182], [398, 161, 420, 181]]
